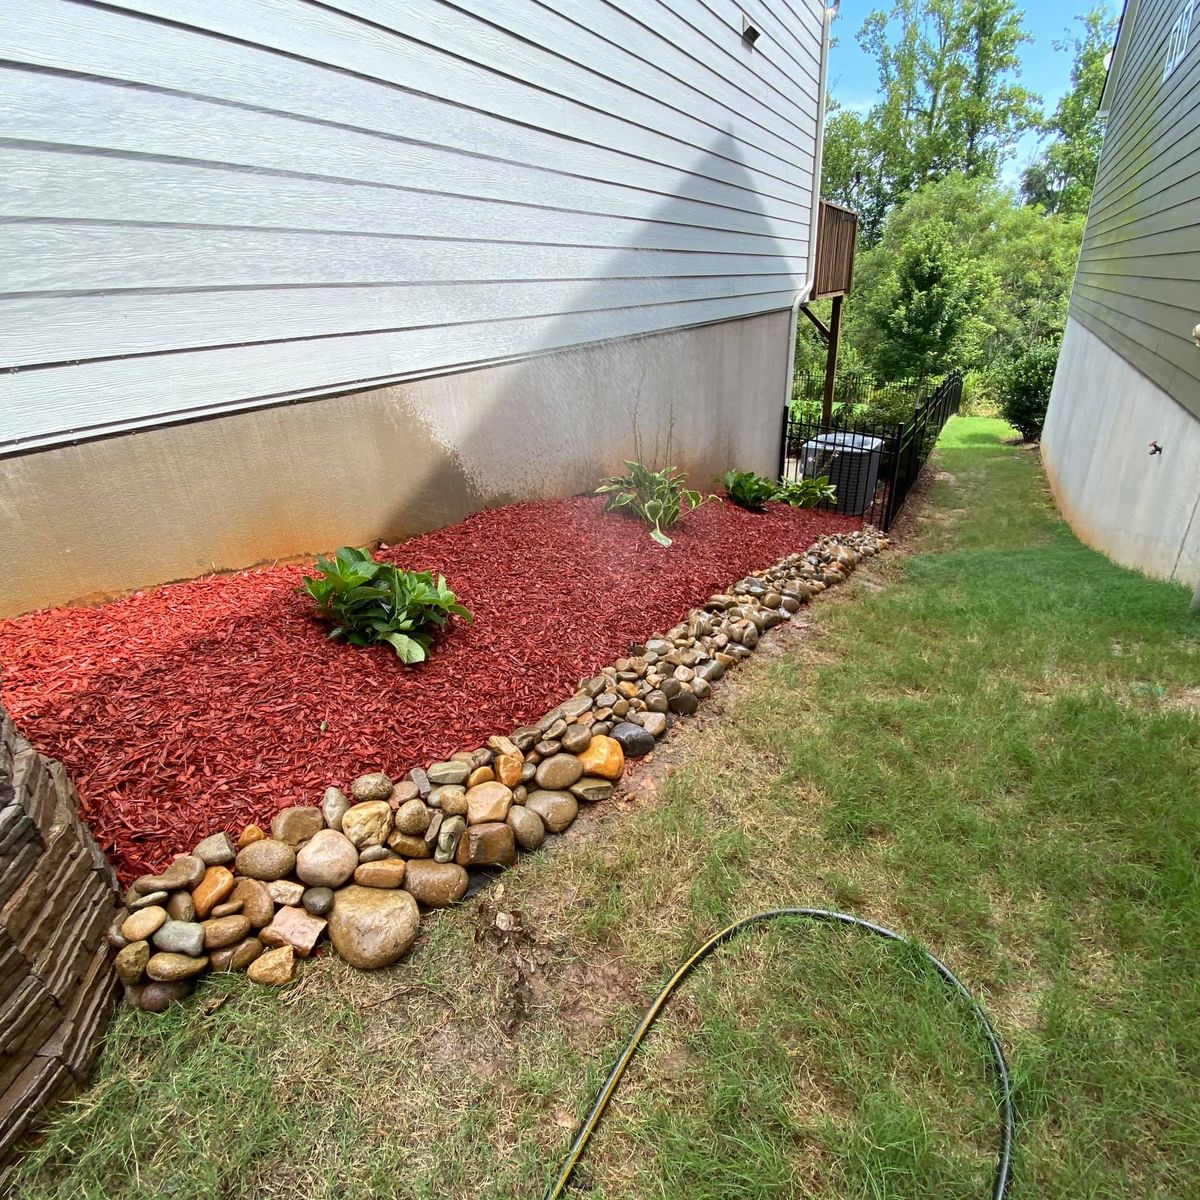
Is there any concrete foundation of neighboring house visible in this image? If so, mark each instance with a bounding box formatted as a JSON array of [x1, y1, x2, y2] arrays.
[[1, 311, 791, 616], [1042, 318, 1200, 592]]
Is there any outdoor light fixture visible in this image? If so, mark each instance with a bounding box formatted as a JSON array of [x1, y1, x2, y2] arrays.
[[741, 14, 760, 45]]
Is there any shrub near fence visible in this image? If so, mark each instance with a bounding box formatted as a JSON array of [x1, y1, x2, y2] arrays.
[[781, 371, 962, 530]]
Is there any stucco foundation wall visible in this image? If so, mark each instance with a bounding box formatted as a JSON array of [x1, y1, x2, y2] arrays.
[[1042, 318, 1200, 587], [1, 312, 791, 616]]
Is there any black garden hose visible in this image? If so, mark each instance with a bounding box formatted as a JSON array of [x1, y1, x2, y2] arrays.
[[544, 908, 1014, 1200]]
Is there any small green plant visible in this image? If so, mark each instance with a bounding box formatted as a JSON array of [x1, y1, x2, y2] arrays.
[[595, 461, 707, 547], [301, 546, 471, 663], [721, 469, 778, 512], [775, 476, 837, 508], [1000, 339, 1060, 441]]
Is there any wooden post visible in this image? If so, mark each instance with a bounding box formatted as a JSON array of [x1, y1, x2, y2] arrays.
[[821, 294, 843, 427]]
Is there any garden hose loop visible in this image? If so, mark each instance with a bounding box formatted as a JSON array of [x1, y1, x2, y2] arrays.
[[544, 908, 1014, 1200]]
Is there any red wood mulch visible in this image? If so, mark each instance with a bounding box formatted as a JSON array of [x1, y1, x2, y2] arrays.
[[0, 496, 858, 883]]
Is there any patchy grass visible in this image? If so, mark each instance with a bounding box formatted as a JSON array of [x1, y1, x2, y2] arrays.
[[12, 418, 1200, 1199]]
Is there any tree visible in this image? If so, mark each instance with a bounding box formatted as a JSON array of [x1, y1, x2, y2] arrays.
[[859, 217, 998, 378], [849, 173, 1084, 368], [1020, 8, 1118, 216], [822, 0, 1040, 243]]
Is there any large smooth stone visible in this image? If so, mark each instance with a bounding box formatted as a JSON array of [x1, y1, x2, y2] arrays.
[[353, 859, 408, 888], [152, 920, 205, 957], [351, 772, 393, 802], [234, 839, 296, 882], [426, 761, 470, 786], [465, 781, 513, 825], [535, 753, 584, 791], [133, 854, 205, 895], [295, 828, 359, 888], [402, 860, 469, 907], [507, 805, 546, 851], [394, 798, 431, 835], [115, 940, 150, 985], [494, 754, 524, 787], [192, 832, 236, 866], [641, 712, 668, 739], [340, 801, 393, 849], [192, 865, 236, 918], [211, 937, 264, 973], [609, 722, 656, 757], [230, 877, 274, 927], [525, 790, 578, 833], [303, 887, 335, 916], [271, 806, 325, 847], [321, 786, 351, 831], [577, 735, 624, 781], [327, 885, 420, 969], [455, 821, 516, 866], [202, 914, 251, 951], [570, 778, 613, 803], [139, 981, 195, 1012], [121, 906, 167, 942], [146, 952, 209, 982], [166, 893, 195, 922]]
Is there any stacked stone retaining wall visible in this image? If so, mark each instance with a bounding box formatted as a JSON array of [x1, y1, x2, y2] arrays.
[[0, 700, 119, 1177]]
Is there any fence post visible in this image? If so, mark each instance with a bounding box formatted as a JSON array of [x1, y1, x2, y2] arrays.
[[778, 405, 791, 480]]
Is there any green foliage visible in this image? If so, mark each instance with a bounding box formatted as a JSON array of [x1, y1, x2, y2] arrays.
[[860, 218, 997, 379], [719, 470, 838, 511], [775, 476, 838, 508], [822, 0, 1040, 244], [300, 546, 472, 663], [1021, 9, 1117, 216], [596, 461, 707, 547], [836, 174, 1083, 384], [720, 469, 778, 512], [959, 367, 1004, 416], [1000, 340, 1060, 440]]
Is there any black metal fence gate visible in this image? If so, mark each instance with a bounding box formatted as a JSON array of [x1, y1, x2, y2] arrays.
[[780, 370, 962, 531]]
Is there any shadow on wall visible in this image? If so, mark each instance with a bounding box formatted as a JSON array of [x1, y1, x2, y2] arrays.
[[2, 132, 803, 613], [374, 130, 801, 546]]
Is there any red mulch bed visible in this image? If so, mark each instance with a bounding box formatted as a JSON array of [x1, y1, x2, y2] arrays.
[[0, 496, 857, 883]]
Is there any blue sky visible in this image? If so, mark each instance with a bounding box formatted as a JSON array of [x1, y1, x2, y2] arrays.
[[825, 4, 1121, 183]]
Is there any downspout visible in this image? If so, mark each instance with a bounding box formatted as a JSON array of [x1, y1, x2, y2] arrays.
[[784, 0, 837, 415]]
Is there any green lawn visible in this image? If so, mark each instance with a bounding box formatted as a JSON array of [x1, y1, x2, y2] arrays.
[[12, 417, 1200, 1198]]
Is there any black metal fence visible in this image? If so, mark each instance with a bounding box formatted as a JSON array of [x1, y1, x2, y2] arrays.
[[780, 370, 962, 531], [792, 369, 933, 413]]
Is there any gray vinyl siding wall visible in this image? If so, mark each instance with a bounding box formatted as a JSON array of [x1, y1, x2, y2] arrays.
[[0, 0, 825, 453], [1071, 0, 1200, 420]]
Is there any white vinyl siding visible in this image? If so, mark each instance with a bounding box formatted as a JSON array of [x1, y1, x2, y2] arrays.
[[0, 0, 825, 451]]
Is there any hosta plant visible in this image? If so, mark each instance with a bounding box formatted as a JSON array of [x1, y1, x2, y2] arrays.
[[775, 476, 838, 508], [595, 460, 708, 547], [301, 546, 471, 663], [721, 469, 779, 512]]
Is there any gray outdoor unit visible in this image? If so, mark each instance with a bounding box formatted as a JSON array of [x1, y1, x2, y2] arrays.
[[800, 432, 885, 517]]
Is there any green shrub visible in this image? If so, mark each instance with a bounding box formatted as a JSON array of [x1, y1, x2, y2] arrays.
[[301, 546, 472, 663], [1000, 340, 1060, 440], [960, 367, 1004, 416], [595, 461, 708, 547], [721, 469, 778, 512], [775, 476, 837, 508]]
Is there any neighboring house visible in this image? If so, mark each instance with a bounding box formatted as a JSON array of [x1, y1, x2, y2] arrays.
[[1043, 0, 1200, 593], [0, 0, 835, 615]]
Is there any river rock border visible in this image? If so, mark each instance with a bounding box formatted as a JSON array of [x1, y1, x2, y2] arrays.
[[0, 703, 121, 1176], [107, 529, 888, 1009]]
